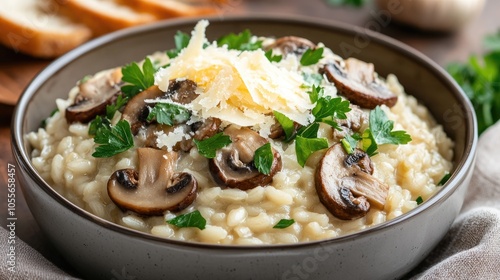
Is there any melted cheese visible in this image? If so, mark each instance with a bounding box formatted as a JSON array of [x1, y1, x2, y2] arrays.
[[154, 20, 314, 133]]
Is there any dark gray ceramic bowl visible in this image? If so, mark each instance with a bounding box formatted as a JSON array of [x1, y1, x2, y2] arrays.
[[12, 16, 477, 280]]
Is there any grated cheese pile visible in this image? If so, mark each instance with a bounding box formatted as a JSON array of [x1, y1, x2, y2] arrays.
[[154, 20, 314, 137]]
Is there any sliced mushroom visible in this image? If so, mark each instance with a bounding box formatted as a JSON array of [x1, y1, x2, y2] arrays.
[[333, 105, 368, 141], [65, 67, 123, 123], [265, 36, 316, 56], [166, 79, 199, 104], [269, 119, 301, 140], [315, 143, 389, 220], [107, 147, 197, 215], [121, 85, 165, 135], [320, 58, 397, 109], [209, 125, 282, 190]]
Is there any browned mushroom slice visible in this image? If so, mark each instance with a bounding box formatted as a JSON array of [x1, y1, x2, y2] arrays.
[[209, 125, 282, 190], [265, 36, 316, 56], [333, 105, 368, 141], [107, 147, 197, 215], [166, 79, 199, 104], [65, 67, 122, 123], [315, 143, 389, 220], [121, 85, 165, 135], [320, 58, 397, 109]]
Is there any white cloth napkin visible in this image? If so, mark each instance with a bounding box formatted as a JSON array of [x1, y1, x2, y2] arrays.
[[2, 122, 500, 280]]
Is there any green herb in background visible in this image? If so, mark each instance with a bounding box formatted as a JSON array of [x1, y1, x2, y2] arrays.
[[217, 29, 263, 51], [447, 31, 500, 135], [325, 0, 367, 7], [166, 31, 191, 59]]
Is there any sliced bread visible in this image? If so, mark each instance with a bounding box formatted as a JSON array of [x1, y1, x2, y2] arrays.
[[0, 0, 92, 58], [57, 0, 157, 36], [121, 0, 219, 19]]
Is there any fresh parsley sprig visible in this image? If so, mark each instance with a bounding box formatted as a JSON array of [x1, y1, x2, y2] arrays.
[[265, 49, 283, 63], [253, 143, 274, 175], [167, 31, 191, 59], [273, 111, 296, 142], [193, 132, 232, 159], [300, 47, 324, 66], [147, 103, 191, 126], [167, 210, 206, 230], [362, 106, 412, 157], [92, 120, 134, 158], [217, 29, 263, 51], [295, 123, 329, 167], [312, 95, 351, 129], [121, 57, 156, 97]]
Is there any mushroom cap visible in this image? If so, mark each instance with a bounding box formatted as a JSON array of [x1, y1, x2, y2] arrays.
[[321, 58, 397, 109], [265, 36, 316, 56], [315, 143, 389, 220], [107, 148, 197, 215], [121, 85, 166, 135], [209, 125, 282, 190], [65, 67, 122, 123]]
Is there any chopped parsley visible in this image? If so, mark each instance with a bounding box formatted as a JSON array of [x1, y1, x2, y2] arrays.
[[416, 196, 424, 205], [147, 103, 191, 126], [217, 29, 262, 51], [312, 95, 351, 129], [302, 72, 324, 87], [253, 143, 274, 175], [300, 47, 324, 66], [273, 111, 296, 142], [307, 84, 324, 103], [438, 173, 451, 186], [166, 31, 191, 59], [106, 94, 129, 119], [273, 219, 295, 229], [120, 57, 156, 97], [167, 210, 206, 230], [265, 49, 283, 63], [295, 123, 329, 167], [362, 106, 412, 157], [92, 120, 134, 158], [447, 31, 500, 135], [341, 133, 359, 154], [193, 132, 232, 159]]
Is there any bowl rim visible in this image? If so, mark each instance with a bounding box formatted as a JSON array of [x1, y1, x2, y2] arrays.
[[12, 14, 477, 250]]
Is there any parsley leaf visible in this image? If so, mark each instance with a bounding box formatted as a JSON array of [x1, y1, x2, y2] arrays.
[[167, 210, 206, 230], [217, 29, 262, 51], [341, 133, 358, 154], [273, 111, 296, 142], [106, 94, 129, 119], [369, 106, 412, 145], [300, 47, 324, 66], [265, 49, 283, 63], [416, 196, 424, 205], [193, 132, 232, 159], [438, 173, 451, 186], [273, 219, 295, 229], [307, 84, 324, 103], [88, 115, 111, 136], [167, 31, 191, 59], [92, 120, 134, 158], [447, 31, 500, 135], [361, 128, 378, 157], [254, 143, 274, 175], [312, 96, 351, 128], [295, 135, 328, 167], [121, 57, 156, 97], [147, 103, 191, 126]]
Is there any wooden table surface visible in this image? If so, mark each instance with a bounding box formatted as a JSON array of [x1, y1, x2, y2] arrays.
[[1, 0, 499, 276]]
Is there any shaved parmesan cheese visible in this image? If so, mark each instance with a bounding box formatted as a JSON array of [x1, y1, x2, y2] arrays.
[[155, 126, 191, 152], [155, 20, 314, 132]]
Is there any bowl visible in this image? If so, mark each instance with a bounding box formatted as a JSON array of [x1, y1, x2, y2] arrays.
[[12, 16, 477, 280]]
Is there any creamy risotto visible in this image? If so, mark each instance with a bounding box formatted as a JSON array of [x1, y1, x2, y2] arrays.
[[27, 20, 453, 245]]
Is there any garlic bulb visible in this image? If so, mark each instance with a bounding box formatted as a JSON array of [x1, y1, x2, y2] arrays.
[[375, 0, 485, 32]]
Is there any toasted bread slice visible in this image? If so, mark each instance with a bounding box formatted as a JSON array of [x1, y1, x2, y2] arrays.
[[57, 0, 157, 36], [0, 0, 92, 58], [121, 0, 218, 19]]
